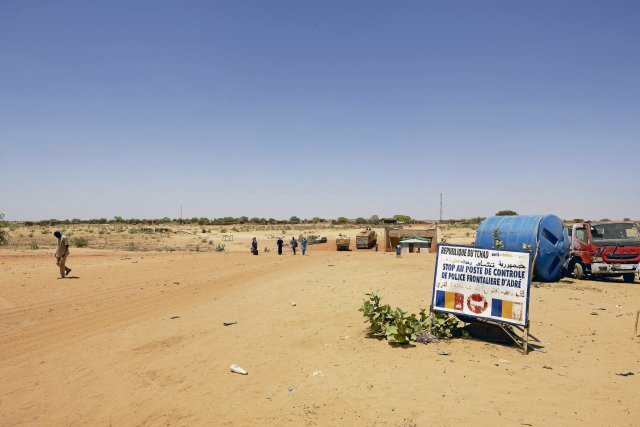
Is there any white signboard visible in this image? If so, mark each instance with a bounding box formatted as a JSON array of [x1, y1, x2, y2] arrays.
[[432, 244, 532, 326]]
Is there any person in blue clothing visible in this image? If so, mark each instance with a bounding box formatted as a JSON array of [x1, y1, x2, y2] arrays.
[[396, 244, 402, 258], [301, 237, 307, 255], [276, 237, 284, 255], [290, 236, 298, 255]]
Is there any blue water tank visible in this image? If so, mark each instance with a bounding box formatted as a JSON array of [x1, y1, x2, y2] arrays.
[[474, 215, 569, 282]]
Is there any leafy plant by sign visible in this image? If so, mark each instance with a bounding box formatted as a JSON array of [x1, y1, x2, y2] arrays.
[[359, 293, 460, 345], [430, 311, 460, 339]]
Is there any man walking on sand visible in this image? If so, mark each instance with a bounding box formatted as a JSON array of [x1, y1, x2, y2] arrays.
[[276, 237, 284, 255], [54, 231, 71, 278]]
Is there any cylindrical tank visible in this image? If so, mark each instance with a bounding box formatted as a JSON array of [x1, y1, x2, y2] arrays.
[[474, 215, 569, 282]]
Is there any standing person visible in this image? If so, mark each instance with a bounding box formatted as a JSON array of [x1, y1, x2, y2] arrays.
[[53, 231, 71, 278], [301, 237, 307, 255], [395, 243, 402, 258], [276, 237, 284, 255], [290, 236, 298, 255], [251, 237, 258, 255]]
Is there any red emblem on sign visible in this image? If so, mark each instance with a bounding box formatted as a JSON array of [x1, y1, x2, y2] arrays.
[[466, 293, 488, 314]]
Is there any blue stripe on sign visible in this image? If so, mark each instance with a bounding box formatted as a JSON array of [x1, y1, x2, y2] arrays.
[[491, 299, 502, 317], [435, 290, 445, 308]]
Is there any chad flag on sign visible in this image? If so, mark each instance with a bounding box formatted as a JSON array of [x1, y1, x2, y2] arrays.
[[435, 290, 464, 310], [491, 298, 523, 321]]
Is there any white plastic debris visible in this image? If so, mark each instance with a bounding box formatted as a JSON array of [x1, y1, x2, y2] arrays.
[[230, 364, 248, 375]]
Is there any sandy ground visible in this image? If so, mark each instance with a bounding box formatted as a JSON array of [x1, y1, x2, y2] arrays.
[[1, 241, 639, 425]]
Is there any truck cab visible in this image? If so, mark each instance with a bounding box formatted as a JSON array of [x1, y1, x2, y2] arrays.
[[565, 221, 640, 283]]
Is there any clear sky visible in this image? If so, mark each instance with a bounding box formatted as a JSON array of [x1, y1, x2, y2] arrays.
[[1, 1, 639, 221]]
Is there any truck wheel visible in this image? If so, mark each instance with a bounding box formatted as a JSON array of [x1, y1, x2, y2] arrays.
[[623, 273, 635, 283], [573, 263, 585, 280]]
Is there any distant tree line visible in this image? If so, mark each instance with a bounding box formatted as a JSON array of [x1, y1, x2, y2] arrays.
[[20, 215, 390, 226], [439, 217, 487, 226], [17, 214, 426, 226]]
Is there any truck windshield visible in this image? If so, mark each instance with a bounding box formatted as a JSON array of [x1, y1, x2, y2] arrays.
[[591, 223, 640, 245]]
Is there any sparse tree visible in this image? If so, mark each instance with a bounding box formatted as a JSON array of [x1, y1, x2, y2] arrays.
[[0, 213, 8, 246], [393, 214, 412, 223], [369, 215, 379, 224], [495, 210, 518, 216], [337, 216, 348, 224], [113, 216, 124, 223], [355, 217, 366, 224], [312, 216, 324, 223], [289, 216, 301, 223], [239, 216, 249, 223]]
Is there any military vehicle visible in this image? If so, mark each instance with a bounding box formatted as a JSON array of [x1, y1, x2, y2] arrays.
[[356, 229, 377, 249], [336, 234, 351, 251]]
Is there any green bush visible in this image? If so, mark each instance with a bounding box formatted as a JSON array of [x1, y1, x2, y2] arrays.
[[430, 311, 460, 339], [359, 293, 460, 344], [393, 214, 412, 223], [492, 228, 504, 248], [0, 213, 8, 246]]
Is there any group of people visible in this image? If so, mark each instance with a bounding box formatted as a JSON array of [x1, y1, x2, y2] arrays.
[[257, 236, 307, 256], [51, 229, 312, 279]]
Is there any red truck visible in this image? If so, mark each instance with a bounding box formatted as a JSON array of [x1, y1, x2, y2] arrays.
[[565, 221, 640, 283]]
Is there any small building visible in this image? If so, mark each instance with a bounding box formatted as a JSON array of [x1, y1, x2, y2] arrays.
[[384, 226, 438, 253]]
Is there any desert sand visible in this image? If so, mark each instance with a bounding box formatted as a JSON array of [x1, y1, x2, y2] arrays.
[[1, 226, 639, 426]]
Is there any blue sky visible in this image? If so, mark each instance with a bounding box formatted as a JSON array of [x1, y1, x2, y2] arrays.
[[1, 1, 639, 221]]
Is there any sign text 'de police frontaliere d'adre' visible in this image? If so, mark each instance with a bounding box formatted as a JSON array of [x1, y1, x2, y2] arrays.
[[432, 244, 532, 326]]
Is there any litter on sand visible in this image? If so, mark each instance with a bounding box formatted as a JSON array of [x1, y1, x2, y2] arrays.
[[230, 364, 248, 375]]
